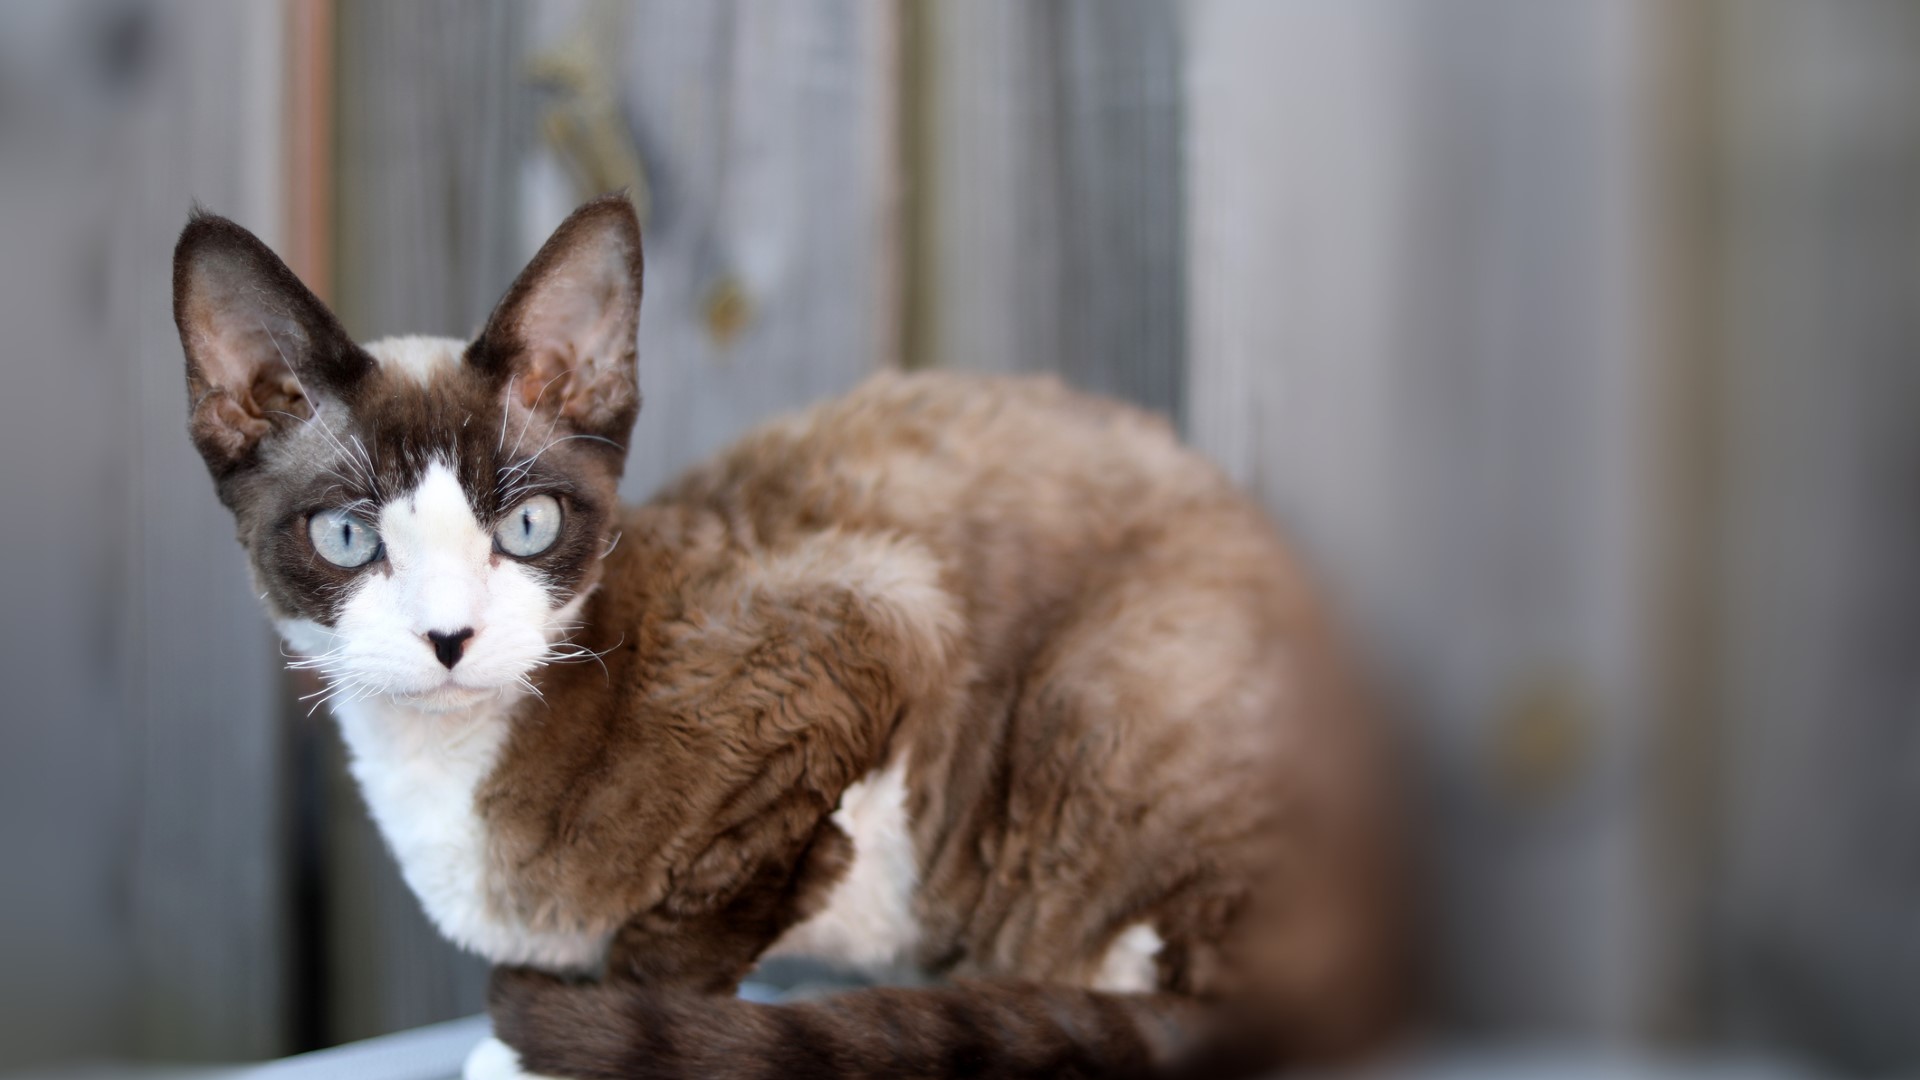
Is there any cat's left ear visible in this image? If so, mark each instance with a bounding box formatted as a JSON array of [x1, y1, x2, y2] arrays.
[[470, 193, 643, 447]]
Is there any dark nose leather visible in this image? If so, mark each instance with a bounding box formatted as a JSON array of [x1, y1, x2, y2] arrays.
[[426, 627, 475, 670]]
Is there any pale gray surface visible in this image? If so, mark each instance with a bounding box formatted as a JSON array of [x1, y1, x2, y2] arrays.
[[1184, 0, 1657, 1037], [0, 0, 291, 1065], [911, 0, 1185, 417], [0, 1016, 488, 1080], [232, 1016, 489, 1080]]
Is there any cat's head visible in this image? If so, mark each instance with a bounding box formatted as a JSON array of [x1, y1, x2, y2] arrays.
[[173, 195, 642, 712]]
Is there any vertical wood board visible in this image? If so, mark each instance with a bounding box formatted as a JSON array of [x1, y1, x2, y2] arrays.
[[519, 0, 903, 503], [1184, 0, 1658, 1036], [1713, 0, 1920, 1069], [911, 0, 1184, 419], [124, 0, 294, 1060]]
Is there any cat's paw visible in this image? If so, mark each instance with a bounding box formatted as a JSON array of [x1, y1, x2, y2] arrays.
[[464, 1035, 563, 1080]]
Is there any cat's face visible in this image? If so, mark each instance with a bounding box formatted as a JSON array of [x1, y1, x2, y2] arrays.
[[173, 196, 642, 712]]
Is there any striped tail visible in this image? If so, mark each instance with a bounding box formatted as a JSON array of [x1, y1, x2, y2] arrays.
[[488, 967, 1280, 1080]]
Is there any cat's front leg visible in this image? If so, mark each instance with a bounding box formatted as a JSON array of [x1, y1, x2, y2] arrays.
[[604, 817, 855, 993], [464, 1033, 562, 1080]]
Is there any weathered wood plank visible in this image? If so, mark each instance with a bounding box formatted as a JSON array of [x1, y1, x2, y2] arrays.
[[1184, 0, 1658, 1037], [118, 0, 296, 1061], [1713, 1, 1920, 1069], [1639, 0, 1726, 1044], [334, 1, 530, 341], [0, 0, 298, 1062], [0, 7, 147, 1060], [909, 0, 1184, 419]]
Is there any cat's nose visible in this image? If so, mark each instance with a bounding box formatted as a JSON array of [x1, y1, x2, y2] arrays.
[[425, 627, 476, 670]]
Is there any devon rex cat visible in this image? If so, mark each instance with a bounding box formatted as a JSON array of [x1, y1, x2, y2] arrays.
[[174, 194, 1408, 1078]]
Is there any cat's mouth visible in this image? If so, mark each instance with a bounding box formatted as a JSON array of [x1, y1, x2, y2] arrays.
[[389, 681, 518, 713]]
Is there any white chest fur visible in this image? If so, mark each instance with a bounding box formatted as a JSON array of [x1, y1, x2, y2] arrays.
[[338, 695, 924, 979], [331, 694, 611, 972]]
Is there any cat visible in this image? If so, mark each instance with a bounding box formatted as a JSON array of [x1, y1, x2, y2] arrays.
[[173, 194, 1410, 1079]]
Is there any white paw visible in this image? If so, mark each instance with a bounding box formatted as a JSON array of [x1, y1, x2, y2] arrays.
[[464, 1035, 564, 1080]]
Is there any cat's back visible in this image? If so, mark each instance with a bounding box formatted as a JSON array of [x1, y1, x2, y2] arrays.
[[657, 370, 1239, 551]]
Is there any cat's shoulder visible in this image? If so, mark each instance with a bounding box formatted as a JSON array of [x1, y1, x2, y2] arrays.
[[603, 507, 962, 673]]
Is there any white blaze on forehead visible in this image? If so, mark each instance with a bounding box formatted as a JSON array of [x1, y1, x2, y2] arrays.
[[363, 334, 467, 386], [380, 461, 492, 633]]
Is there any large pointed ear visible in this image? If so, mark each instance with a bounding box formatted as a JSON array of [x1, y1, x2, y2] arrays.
[[173, 212, 370, 476], [469, 193, 643, 447]]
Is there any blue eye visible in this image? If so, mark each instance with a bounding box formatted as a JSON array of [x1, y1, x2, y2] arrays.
[[495, 495, 562, 557], [309, 509, 381, 568]]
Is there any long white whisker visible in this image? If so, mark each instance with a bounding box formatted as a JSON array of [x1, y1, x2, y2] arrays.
[[538, 629, 621, 685], [498, 376, 517, 452], [251, 331, 382, 496], [302, 678, 354, 717], [498, 412, 569, 495], [508, 372, 569, 461], [347, 434, 378, 494], [513, 674, 547, 704]]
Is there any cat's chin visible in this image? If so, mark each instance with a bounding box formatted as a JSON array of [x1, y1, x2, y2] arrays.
[[385, 682, 518, 714]]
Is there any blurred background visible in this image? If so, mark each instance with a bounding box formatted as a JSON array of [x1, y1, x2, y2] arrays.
[[0, 0, 1915, 1074]]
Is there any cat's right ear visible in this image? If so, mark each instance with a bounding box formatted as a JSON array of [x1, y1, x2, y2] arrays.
[[173, 211, 370, 476]]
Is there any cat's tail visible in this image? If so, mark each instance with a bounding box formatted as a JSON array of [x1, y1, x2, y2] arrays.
[[487, 967, 1285, 1080]]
